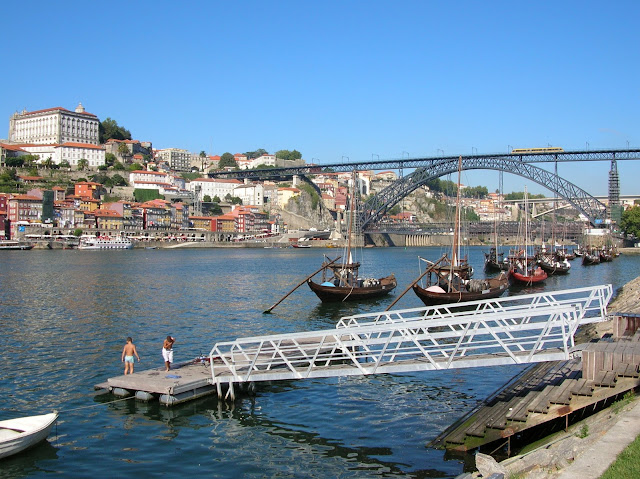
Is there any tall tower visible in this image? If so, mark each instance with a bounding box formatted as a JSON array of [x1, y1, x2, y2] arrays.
[[608, 159, 621, 224]]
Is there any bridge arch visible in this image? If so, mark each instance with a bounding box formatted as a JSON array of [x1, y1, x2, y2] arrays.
[[361, 157, 607, 229]]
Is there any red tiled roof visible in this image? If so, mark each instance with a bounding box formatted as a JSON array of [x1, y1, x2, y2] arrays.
[[18, 176, 44, 181], [130, 170, 167, 176], [19, 107, 97, 118], [94, 210, 123, 218], [0, 143, 28, 152], [59, 142, 104, 150], [9, 194, 41, 201], [191, 178, 242, 184]]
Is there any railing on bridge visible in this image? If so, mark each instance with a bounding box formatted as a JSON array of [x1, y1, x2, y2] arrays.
[[208, 285, 612, 399]]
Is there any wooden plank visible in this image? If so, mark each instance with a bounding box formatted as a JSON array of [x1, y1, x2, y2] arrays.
[[594, 370, 617, 387], [486, 397, 521, 430], [548, 379, 576, 405], [466, 413, 490, 438], [527, 385, 554, 413], [507, 391, 539, 422]]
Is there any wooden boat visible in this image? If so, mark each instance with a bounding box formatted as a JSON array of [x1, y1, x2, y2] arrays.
[[599, 249, 613, 262], [508, 186, 547, 286], [307, 267, 397, 302], [413, 272, 509, 306], [537, 253, 571, 275], [509, 261, 548, 284], [413, 157, 508, 306], [582, 251, 601, 265], [0, 412, 58, 459], [307, 171, 397, 302], [484, 247, 509, 272]]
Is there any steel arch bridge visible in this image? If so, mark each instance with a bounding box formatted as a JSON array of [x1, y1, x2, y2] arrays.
[[361, 156, 607, 229]]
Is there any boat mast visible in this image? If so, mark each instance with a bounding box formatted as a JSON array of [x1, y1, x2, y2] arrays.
[[452, 156, 462, 268], [339, 170, 357, 286], [524, 186, 529, 269]]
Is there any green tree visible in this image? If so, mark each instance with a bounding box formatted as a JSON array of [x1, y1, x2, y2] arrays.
[[505, 191, 546, 201], [22, 154, 39, 167], [5, 157, 24, 167], [77, 158, 89, 171], [117, 142, 131, 161], [134, 188, 163, 202], [73, 228, 83, 237], [212, 195, 221, 203], [128, 163, 143, 171], [244, 148, 267, 159], [275, 149, 302, 161], [59, 159, 71, 169], [203, 195, 212, 202], [111, 174, 127, 186], [99, 118, 132, 143], [463, 186, 489, 198], [218, 152, 237, 169], [620, 206, 640, 237], [105, 153, 117, 167], [42, 157, 55, 169], [0, 168, 18, 182], [113, 161, 126, 171]]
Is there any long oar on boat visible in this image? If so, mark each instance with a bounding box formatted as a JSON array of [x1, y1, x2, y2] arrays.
[[384, 254, 447, 311], [263, 256, 342, 313]]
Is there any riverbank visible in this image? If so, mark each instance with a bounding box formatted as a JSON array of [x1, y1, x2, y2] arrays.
[[465, 275, 640, 479]]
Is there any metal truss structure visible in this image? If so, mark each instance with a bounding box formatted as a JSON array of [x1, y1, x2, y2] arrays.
[[208, 149, 640, 180], [361, 157, 608, 227], [208, 285, 612, 398]]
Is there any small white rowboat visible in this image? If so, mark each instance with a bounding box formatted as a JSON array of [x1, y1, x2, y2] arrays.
[[0, 412, 58, 459]]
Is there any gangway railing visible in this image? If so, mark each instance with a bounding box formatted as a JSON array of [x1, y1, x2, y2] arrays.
[[337, 284, 612, 336], [209, 285, 612, 399]]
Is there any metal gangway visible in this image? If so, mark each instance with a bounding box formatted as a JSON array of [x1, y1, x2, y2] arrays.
[[208, 285, 612, 399]]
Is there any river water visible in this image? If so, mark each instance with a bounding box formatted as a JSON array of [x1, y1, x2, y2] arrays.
[[0, 246, 638, 478]]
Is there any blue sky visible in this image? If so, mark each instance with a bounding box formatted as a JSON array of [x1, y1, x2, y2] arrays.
[[1, 1, 638, 196]]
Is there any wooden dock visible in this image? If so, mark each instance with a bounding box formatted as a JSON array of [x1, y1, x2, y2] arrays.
[[430, 338, 640, 452]]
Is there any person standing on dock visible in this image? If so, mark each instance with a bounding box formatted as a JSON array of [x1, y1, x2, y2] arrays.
[[121, 337, 141, 375], [162, 335, 175, 371]]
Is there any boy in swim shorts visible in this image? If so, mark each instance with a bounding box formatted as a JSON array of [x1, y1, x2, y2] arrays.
[[121, 337, 141, 375]]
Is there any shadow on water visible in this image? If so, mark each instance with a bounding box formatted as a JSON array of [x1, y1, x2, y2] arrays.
[[0, 437, 59, 477], [96, 391, 452, 478]]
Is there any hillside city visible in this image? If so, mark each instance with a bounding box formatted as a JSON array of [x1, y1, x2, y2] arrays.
[[0, 103, 632, 244]]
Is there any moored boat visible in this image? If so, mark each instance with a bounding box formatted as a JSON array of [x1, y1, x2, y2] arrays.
[[78, 235, 134, 250], [0, 412, 58, 459], [306, 170, 397, 302], [537, 253, 571, 275], [413, 272, 509, 306], [582, 251, 601, 265], [0, 240, 34, 250], [307, 268, 397, 302], [507, 186, 547, 286], [484, 247, 510, 272], [413, 157, 508, 306]]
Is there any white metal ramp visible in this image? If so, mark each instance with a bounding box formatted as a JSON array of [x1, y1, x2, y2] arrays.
[[208, 285, 612, 398]]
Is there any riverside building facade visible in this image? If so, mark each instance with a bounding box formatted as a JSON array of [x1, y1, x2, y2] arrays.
[[8, 103, 99, 145]]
